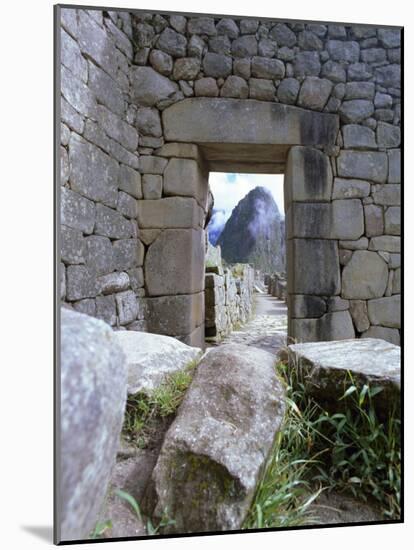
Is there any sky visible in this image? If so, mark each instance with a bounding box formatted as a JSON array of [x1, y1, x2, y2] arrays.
[[208, 172, 285, 236]]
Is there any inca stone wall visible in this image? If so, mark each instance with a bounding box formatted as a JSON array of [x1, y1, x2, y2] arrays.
[[205, 243, 255, 340], [59, 7, 401, 347]]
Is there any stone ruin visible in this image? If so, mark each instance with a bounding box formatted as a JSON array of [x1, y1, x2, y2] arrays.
[[59, 7, 401, 351], [205, 242, 255, 340], [266, 272, 287, 301]]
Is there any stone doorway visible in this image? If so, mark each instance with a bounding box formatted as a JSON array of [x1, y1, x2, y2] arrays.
[[139, 96, 349, 348]]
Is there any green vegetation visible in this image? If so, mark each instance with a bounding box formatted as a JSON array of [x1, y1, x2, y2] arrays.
[[122, 360, 198, 448], [90, 520, 112, 539], [244, 361, 401, 529]]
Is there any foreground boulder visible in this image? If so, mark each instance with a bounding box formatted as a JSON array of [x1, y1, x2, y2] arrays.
[[288, 338, 400, 418], [145, 344, 286, 533], [113, 331, 202, 395], [60, 308, 128, 541]]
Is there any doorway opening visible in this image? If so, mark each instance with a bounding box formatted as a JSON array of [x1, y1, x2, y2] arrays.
[[204, 172, 287, 354]]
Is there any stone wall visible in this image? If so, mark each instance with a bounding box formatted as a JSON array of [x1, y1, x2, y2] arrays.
[[59, 7, 401, 346], [205, 243, 255, 340], [268, 272, 287, 301]]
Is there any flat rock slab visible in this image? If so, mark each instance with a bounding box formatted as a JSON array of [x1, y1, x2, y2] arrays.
[[145, 343, 286, 533], [288, 338, 400, 417], [113, 331, 202, 395]]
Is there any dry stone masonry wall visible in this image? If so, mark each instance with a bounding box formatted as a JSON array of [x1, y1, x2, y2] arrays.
[[59, 7, 401, 347]]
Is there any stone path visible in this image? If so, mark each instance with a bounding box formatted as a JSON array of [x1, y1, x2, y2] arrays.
[[215, 293, 288, 356]]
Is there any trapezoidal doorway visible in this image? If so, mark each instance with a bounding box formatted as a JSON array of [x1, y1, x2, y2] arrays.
[[137, 97, 357, 348]]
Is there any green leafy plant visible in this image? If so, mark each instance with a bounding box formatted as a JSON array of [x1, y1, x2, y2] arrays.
[[122, 359, 198, 448], [90, 519, 112, 539], [115, 489, 175, 535]]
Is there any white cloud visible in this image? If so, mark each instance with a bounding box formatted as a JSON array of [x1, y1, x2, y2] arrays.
[[208, 172, 285, 226]]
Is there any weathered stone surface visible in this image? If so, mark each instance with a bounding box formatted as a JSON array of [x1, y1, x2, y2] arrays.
[[157, 27, 187, 57], [375, 64, 400, 88], [146, 344, 285, 533], [95, 204, 132, 239], [258, 38, 277, 58], [85, 235, 114, 276], [285, 147, 332, 204], [131, 67, 179, 107], [209, 35, 231, 55], [117, 192, 137, 220], [249, 78, 275, 101], [232, 35, 258, 57], [321, 60, 346, 83], [349, 300, 370, 332], [288, 338, 400, 416], [368, 295, 400, 328], [385, 206, 401, 235], [97, 272, 130, 295], [298, 30, 323, 50], [113, 239, 144, 271], [290, 311, 355, 342], [289, 294, 326, 318], [116, 290, 138, 325], [163, 98, 339, 147], [72, 298, 96, 317], [342, 124, 377, 149], [364, 204, 384, 237], [149, 49, 173, 75], [332, 178, 370, 199], [377, 122, 401, 148], [66, 265, 97, 301], [277, 78, 300, 104], [288, 239, 340, 295], [96, 105, 138, 152], [287, 203, 331, 239], [342, 250, 388, 299], [337, 151, 387, 183], [135, 107, 162, 137], [361, 48, 386, 64], [339, 237, 369, 250], [388, 149, 401, 183], [293, 51, 321, 77], [61, 225, 86, 265], [372, 184, 400, 206], [332, 199, 364, 239], [156, 142, 200, 161], [297, 77, 332, 111], [345, 82, 375, 100], [140, 155, 168, 175], [145, 229, 205, 296], [163, 158, 207, 207], [327, 296, 349, 312], [374, 92, 393, 109], [339, 100, 375, 123], [361, 326, 400, 346], [145, 292, 204, 336], [369, 235, 400, 253], [393, 268, 401, 294], [194, 77, 219, 97], [128, 267, 144, 291], [339, 249, 353, 266], [142, 174, 163, 199], [113, 331, 201, 395], [216, 18, 239, 39], [61, 188, 95, 235], [173, 57, 200, 80], [95, 294, 117, 326], [233, 58, 251, 79], [270, 23, 297, 47], [327, 40, 360, 63], [69, 134, 118, 208], [188, 17, 216, 36], [61, 96, 84, 135], [202, 53, 232, 78], [61, 65, 97, 120], [251, 57, 285, 79], [220, 75, 249, 99], [378, 28, 401, 48], [348, 62, 373, 81], [137, 197, 202, 229], [85, 61, 125, 116], [60, 308, 127, 541], [61, 28, 88, 83], [119, 165, 142, 199]]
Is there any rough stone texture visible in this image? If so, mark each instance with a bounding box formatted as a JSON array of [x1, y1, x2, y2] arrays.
[[385, 206, 400, 235], [285, 147, 333, 203], [290, 311, 355, 342], [145, 229, 205, 296], [203, 52, 232, 78], [288, 239, 340, 296], [137, 197, 202, 229], [95, 204, 132, 239], [361, 326, 400, 345], [342, 125, 376, 149], [289, 294, 326, 318], [331, 199, 364, 240], [113, 331, 202, 395], [142, 174, 163, 199], [337, 151, 388, 183], [367, 295, 400, 328], [145, 344, 285, 533], [194, 77, 219, 97], [157, 27, 187, 57], [220, 75, 249, 99], [332, 178, 370, 199], [163, 158, 207, 207], [297, 77, 333, 111], [339, 100, 375, 123], [116, 290, 139, 325], [342, 250, 388, 299], [288, 338, 400, 417], [364, 204, 384, 237], [131, 67, 179, 107], [349, 300, 370, 332], [60, 308, 127, 541], [163, 98, 339, 146]]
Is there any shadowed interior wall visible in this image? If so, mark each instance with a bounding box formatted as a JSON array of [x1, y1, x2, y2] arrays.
[[59, 8, 401, 347]]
